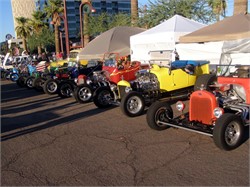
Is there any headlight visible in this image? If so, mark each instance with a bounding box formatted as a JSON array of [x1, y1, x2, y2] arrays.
[[176, 101, 185, 111], [53, 76, 57, 79], [125, 86, 132, 93], [213, 107, 224, 118], [86, 79, 92, 84]]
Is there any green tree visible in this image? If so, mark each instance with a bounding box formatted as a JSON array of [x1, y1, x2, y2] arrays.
[[28, 28, 55, 54], [29, 10, 48, 54], [44, 0, 64, 55], [208, 0, 227, 21], [88, 13, 131, 37], [15, 17, 31, 53], [138, 0, 216, 28]]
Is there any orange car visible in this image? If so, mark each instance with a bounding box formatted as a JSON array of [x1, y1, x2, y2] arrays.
[[146, 64, 250, 151]]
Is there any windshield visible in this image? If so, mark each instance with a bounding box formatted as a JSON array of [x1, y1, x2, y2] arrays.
[[69, 52, 79, 58], [214, 64, 250, 77], [103, 53, 117, 67]]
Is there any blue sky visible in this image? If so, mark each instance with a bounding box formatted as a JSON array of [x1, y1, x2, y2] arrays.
[[0, 0, 249, 42]]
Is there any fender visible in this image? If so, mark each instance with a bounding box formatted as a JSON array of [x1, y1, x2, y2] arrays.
[[117, 80, 131, 87]]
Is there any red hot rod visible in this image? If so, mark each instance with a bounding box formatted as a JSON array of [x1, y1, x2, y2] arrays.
[[146, 65, 250, 151]]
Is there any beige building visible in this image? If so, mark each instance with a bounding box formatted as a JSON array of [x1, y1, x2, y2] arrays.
[[11, 0, 36, 37]]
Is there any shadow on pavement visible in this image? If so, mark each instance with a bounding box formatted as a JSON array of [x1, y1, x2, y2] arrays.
[[1, 106, 114, 141]]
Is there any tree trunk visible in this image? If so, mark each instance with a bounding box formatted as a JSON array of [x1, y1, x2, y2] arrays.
[[54, 25, 60, 55], [83, 12, 89, 47], [234, 0, 248, 15], [131, 0, 138, 26], [22, 37, 28, 53], [37, 45, 42, 55]]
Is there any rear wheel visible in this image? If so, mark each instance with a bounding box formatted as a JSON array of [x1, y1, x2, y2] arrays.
[[17, 76, 26, 87], [10, 73, 19, 82], [74, 84, 93, 103], [93, 86, 113, 108], [213, 113, 244, 151], [120, 91, 145, 117], [43, 79, 58, 95], [146, 101, 173, 130], [58, 81, 74, 98]]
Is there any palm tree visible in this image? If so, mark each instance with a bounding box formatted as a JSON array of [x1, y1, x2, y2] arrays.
[[234, 0, 248, 15], [44, 0, 64, 55], [15, 17, 32, 53], [208, 0, 227, 21], [29, 10, 48, 54], [131, 0, 138, 26]]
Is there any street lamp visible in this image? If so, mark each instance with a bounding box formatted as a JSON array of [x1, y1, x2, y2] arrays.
[[63, 0, 70, 57], [79, 0, 96, 48]]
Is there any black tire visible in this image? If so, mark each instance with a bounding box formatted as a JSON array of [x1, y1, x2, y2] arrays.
[[58, 81, 74, 98], [1, 71, 5, 79], [146, 101, 173, 130], [16, 76, 26, 87], [10, 73, 19, 82], [194, 74, 217, 91], [120, 91, 145, 117], [93, 86, 113, 108], [74, 84, 93, 103], [32, 77, 45, 92], [213, 113, 244, 151], [43, 79, 58, 95], [25, 76, 34, 89]]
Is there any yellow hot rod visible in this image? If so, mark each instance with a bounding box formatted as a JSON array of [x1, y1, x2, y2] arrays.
[[93, 60, 216, 117]]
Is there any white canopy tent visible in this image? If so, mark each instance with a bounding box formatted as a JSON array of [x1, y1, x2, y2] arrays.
[[177, 13, 250, 65], [130, 15, 206, 64]]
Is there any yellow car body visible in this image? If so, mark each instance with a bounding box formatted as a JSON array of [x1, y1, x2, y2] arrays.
[[56, 49, 88, 66], [118, 60, 210, 92]]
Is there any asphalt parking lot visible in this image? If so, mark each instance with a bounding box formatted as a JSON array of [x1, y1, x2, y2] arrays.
[[1, 80, 249, 186]]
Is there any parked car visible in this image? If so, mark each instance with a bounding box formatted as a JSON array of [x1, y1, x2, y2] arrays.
[[56, 60, 102, 98], [75, 53, 142, 103], [146, 64, 250, 151], [93, 60, 214, 117]]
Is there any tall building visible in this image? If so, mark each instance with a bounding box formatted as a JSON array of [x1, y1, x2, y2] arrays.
[[11, 0, 36, 37], [11, 0, 131, 40], [65, 0, 131, 39]]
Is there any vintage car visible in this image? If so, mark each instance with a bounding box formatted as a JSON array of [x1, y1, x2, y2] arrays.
[[74, 53, 142, 103], [42, 60, 102, 97], [146, 65, 250, 151], [93, 60, 214, 116], [56, 49, 87, 66]]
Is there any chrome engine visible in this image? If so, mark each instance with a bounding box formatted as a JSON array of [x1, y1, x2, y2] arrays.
[[89, 70, 109, 87], [132, 69, 159, 92], [217, 84, 249, 123]]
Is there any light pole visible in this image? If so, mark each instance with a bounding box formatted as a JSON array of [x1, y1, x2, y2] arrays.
[[63, 0, 70, 57], [79, 0, 96, 48]]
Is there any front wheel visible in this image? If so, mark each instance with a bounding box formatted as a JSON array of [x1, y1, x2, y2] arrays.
[[74, 84, 93, 103], [120, 91, 145, 117], [213, 113, 244, 151], [146, 101, 173, 130], [32, 77, 45, 92], [25, 76, 34, 89], [58, 81, 74, 98], [43, 79, 58, 95], [93, 86, 113, 108]]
